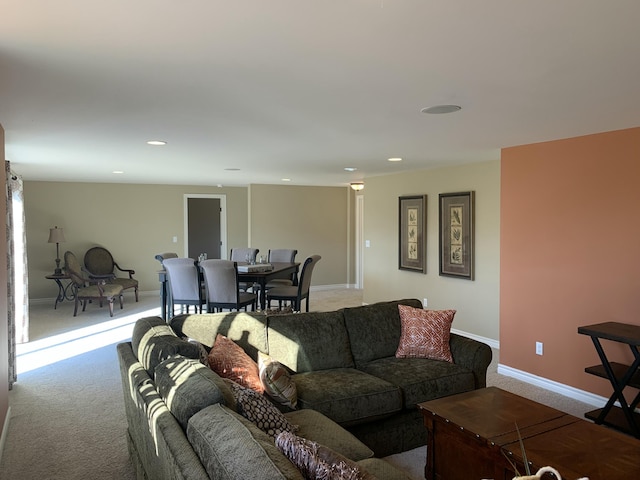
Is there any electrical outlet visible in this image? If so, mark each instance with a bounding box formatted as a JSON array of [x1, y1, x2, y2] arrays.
[[423, 298, 428, 308], [536, 342, 543, 356]]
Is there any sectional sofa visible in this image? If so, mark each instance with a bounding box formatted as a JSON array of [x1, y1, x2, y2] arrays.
[[117, 298, 492, 479]]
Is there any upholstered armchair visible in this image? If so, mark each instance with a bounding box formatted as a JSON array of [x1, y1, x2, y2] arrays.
[[84, 246, 139, 301], [64, 251, 124, 317]]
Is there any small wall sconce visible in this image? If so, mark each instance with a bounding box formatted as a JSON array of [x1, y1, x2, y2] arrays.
[[48, 226, 66, 275], [350, 182, 364, 191]]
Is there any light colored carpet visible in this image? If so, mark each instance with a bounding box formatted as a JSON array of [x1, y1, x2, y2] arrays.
[[0, 289, 593, 480]]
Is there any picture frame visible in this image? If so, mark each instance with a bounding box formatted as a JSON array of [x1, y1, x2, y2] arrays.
[[439, 191, 475, 280], [399, 195, 427, 273]]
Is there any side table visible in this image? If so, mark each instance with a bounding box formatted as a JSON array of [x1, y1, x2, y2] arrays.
[[45, 274, 75, 309], [578, 321, 640, 437]]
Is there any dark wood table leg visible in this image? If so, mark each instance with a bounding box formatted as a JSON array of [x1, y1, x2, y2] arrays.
[[589, 336, 640, 436], [53, 278, 65, 309], [258, 278, 267, 310]]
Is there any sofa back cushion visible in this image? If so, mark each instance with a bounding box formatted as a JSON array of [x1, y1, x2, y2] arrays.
[[267, 311, 354, 373], [131, 316, 201, 374], [187, 404, 304, 480], [342, 299, 423, 366], [154, 355, 236, 430], [170, 312, 268, 361]]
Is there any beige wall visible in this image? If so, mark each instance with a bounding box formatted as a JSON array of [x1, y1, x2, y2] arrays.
[[25, 181, 353, 301], [249, 184, 354, 286], [0, 124, 8, 443], [25, 182, 249, 300], [362, 160, 501, 341]]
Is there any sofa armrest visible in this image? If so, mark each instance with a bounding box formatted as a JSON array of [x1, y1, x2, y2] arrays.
[[449, 333, 493, 388]]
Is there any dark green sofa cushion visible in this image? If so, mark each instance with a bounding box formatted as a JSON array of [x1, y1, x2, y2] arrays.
[[187, 404, 304, 480], [170, 311, 268, 360], [154, 355, 235, 430], [342, 299, 423, 366], [357, 356, 475, 409], [284, 409, 374, 461], [267, 311, 354, 372], [131, 316, 200, 374], [357, 458, 413, 480], [292, 368, 402, 425]]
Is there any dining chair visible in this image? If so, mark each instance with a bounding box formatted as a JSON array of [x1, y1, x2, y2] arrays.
[[265, 249, 298, 289], [64, 251, 124, 317], [230, 248, 260, 291], [266, 255, 321, 312], [200, 259, 257, 312], [230, 247, 259, 263], [162, 257, 205, 316], [84, 246, 139, 301], [154, 252, 178, 266]]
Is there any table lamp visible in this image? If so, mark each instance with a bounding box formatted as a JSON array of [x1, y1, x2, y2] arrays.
[[48, 226, 66, 275]]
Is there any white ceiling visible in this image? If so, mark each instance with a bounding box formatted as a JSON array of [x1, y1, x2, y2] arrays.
[[2, 1, 640, 187]]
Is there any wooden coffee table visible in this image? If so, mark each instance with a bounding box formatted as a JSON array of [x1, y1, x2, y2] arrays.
[[418, 386, 640, 480]]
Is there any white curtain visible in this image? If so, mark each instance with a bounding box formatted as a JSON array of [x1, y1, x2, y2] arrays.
[[6, 160, 29, 388]]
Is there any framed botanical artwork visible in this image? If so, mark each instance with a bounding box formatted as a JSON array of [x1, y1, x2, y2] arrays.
[[439, 191, 475, 280], [399, 195, 427, 273]]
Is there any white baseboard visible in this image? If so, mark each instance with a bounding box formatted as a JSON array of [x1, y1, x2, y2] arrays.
[[451, 328, 499, 350], [310, 284, 359, 291], [30, 285, 357, 306], [0, 406, 11, 461], [497, 363, 609, 409], [30, 289, 162, 306]]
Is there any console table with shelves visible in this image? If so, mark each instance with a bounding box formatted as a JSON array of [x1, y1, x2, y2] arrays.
[[577, 321, 640, 438]]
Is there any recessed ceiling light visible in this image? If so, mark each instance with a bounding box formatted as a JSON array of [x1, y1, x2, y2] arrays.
[[388, 157, 402, 162], [421, 105, 461, 114], [344, 167, 357, 172], [281, 178, 291, 182], [147, 140, 167, 146], [112, 170, 124, 174]]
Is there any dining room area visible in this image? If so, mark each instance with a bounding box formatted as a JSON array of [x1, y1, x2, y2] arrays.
[[155, 248, 322, 320]]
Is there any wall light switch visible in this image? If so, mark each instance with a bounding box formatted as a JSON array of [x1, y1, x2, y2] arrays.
[[536, 342, 543, 356], [365, 240, 371, 248], [172, 236, 178, 243]]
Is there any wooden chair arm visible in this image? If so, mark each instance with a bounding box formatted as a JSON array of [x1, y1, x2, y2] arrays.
[[113, 262, 135, 278]]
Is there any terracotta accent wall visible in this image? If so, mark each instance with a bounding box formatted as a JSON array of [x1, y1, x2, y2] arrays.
[[501, 127, 640, 398]]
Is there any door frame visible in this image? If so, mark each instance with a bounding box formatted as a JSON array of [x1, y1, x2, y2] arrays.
[[355, 194, 364, 289], [183, 194, 227, 258]]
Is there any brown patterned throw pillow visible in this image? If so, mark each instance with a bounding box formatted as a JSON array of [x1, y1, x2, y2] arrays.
[[258, 352, 297, 409], [225, 379, 297, 438], [208, 334, 264, 393], [275, 431, 376, 480], [189, 339, 210, 368], [395, 305, 456, 363]]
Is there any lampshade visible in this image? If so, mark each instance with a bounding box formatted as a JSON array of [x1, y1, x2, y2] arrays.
[[48, 226, 66, 244], [350, 182, 364, 191]]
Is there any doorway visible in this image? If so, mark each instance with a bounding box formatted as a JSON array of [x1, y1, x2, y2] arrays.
[[184, 194, 227, 259]]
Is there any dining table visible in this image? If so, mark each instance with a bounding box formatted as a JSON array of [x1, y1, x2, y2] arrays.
[[157, 261, 300, 320]]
